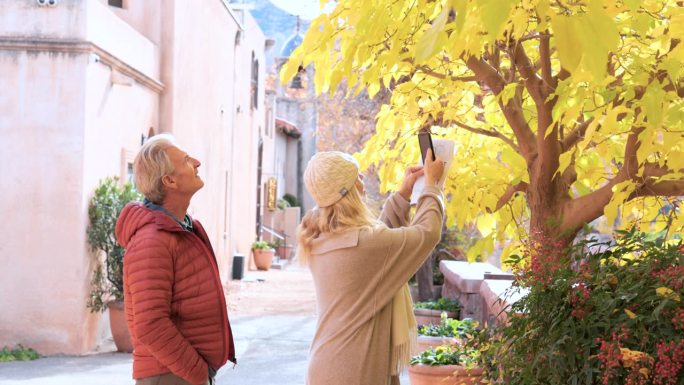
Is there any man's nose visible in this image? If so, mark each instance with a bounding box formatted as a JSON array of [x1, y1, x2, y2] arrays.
[[193, 158, 201, 167]]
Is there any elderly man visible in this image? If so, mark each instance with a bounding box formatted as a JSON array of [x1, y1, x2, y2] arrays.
[[116, 134, 234, 385]]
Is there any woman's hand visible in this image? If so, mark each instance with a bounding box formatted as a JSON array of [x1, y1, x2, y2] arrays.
[[424, 148, 445, 187], [398, 165, 424, 201]]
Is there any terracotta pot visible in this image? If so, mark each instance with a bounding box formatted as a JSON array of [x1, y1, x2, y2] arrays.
[[414, 308, 458, 326], [408, 364, 484, 385], [276, 245, 294, 260], [416, 335, 459, 353], [108, 301, 133, 353], [253, 249, 274, 270]]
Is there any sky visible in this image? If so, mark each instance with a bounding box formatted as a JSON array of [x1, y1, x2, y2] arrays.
[[268, 0, 335, 20]]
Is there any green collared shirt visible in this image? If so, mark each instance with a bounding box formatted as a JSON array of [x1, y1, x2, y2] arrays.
[[143, 199, 194, 232]]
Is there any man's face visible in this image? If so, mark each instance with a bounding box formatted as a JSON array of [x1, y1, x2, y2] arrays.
[[164, 145, 204, 197]]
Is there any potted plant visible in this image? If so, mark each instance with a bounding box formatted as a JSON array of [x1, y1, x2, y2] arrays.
[[251, 240, 275, 270], [281, 193, 300, 208], [409, 343, 484, 385], [414, 297, 461, 325], [417, 314, 478, 353], [87, 177, 142, 353], [270, 238, 294, 261]]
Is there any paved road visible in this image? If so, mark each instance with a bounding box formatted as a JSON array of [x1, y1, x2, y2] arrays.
[[0, 314, 316, 385], [218, 315, 317, 385], [0, 266, 410, 384]]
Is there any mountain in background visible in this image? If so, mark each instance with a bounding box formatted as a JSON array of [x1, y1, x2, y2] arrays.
[[231, 0, 310, 69]]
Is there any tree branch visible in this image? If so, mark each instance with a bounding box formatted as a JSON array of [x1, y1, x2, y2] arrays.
[[539, 33, 554, 89], [561, 118, 594, 152], [494, 182, 528, 211], [464, 55, 506, 93], [465, 55, 538, 164], [554, 68, 571, 84], [511, 42, 546, 104], [444, 118, 519, 151], [559, 127, 645, 233], [632, 179, 684, 198], [510, 41, 559, 188], [416, 65, 477, 82]]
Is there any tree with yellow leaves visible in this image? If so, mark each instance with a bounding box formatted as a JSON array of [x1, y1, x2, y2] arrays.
[[282, 0, 684, 259]]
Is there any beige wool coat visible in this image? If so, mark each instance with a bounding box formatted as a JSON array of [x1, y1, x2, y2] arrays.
[[306, 185, 444, 385]]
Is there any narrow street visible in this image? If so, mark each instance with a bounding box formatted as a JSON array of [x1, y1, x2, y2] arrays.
[[0, 265, 318, 385], [0, 263, 414, 384], [218, 264, 318, 385]]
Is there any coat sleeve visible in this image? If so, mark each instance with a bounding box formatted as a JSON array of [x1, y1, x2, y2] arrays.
[[124, 236, 209, 385], [378, 192, 411, 229], [373, 186, 444, 304]]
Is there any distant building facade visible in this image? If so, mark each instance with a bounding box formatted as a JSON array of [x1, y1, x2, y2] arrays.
[[0, 0, 270, 354]]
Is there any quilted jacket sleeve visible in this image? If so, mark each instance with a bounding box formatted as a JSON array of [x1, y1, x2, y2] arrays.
[[125, 234, 209, 385]]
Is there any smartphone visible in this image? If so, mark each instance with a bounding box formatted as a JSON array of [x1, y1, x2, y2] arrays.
[[418, 131, 435, 163]]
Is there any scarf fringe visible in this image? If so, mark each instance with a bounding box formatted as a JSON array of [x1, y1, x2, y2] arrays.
[[390, 284, 418, 376], [390, 329, 417, 375]]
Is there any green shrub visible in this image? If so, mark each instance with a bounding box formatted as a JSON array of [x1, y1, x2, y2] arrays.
[[419, 315, 478, 338], [251, 240, 273, 250], [87, 177, 142, 312], [410, 344, 479, 367], [477, 229, 684, 385], [282, 193, 300, 208], [0, 345, 39, 362], [415, 297, 461, 313]]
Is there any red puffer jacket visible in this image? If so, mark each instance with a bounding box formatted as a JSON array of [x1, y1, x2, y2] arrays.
[[115, 202, 235, 385]]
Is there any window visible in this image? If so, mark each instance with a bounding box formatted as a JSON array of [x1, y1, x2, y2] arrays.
[[108, 0, 124, 8], [250, 52, 259, 110], [126, 162, 134, 184], [121, 148, 136, 185]]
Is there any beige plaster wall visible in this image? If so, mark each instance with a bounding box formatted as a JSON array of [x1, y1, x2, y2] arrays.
[[160, 2, 265, 280], [229, 9, 266, 260], [0, 48, 94, 354], [0, 0, 86, 38], [0, 0, 160, 354], [86, 0, 159, 80], [0, 0, 266, 354], [103, 0, 162, 46]]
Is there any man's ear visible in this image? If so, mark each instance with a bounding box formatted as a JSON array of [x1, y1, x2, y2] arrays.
[[161, 175, 177, 190]]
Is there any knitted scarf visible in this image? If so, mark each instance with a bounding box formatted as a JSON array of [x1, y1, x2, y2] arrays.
[[390, 283, 417, 375]]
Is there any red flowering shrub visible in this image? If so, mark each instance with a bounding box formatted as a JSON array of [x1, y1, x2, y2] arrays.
[[473, 229, 684, 385]]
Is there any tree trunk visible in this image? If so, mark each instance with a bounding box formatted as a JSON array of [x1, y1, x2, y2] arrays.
[[416, 254, 435, 302]]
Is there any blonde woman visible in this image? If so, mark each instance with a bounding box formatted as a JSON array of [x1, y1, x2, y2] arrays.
[[299, 150, 445, 385]]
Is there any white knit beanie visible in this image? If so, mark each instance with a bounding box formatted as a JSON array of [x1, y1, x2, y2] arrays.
[[304, 151, 359, 208]]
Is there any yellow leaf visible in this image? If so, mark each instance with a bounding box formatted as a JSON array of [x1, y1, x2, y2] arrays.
[[480, 0, 513, 41], [415, 4, 449, 62], [551, 15, 581, 73], [624, 309, 636, 319], [279, 58, 301, 85], [476, 214, 497, 238], [656, 287, 680, 302], [577, 3, 619, 80]]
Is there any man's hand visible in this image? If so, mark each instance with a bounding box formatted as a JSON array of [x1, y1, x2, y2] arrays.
[[398, 165, 425, 201]]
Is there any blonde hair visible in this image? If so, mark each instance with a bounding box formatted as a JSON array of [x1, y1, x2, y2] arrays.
[[297, 185, 378, 265], [133, 134, 176, 204]]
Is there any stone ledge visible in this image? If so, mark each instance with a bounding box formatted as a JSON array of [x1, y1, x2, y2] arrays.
[[480, 279, 529, 326], [440, 261, 506, 293]]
